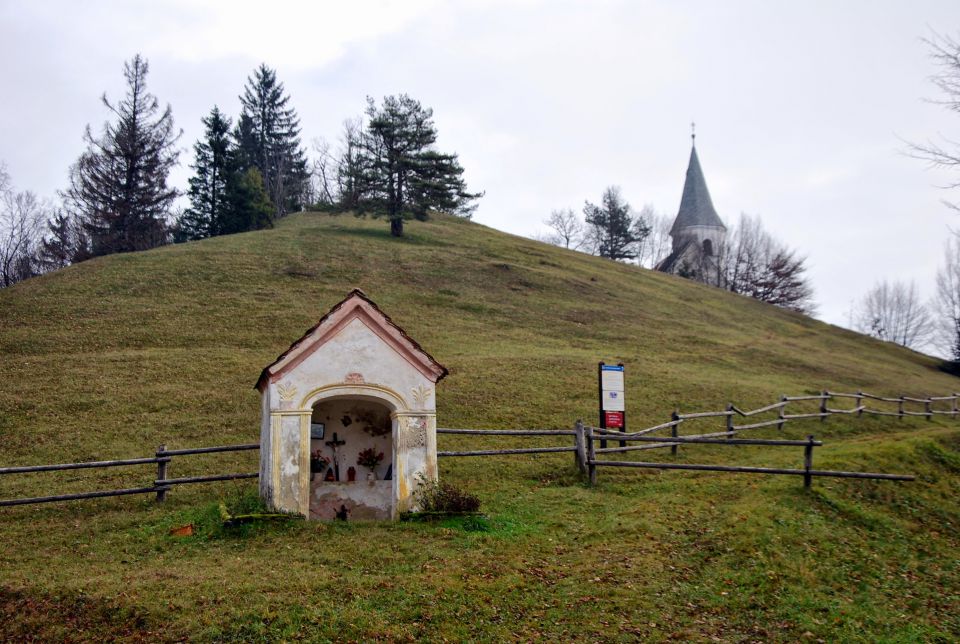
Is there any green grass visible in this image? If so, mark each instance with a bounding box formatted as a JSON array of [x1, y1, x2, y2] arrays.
[[0, 212, 958, 641]]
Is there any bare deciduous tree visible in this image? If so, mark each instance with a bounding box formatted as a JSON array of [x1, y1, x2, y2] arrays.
[[309, 137, 337, 207], [720, 214, 816, 314], [542, 208, 584, 250], [854, 280, 931, 349], [0, 168, 49, 287], [635, 206, 672, 269], [335, 117, 365, 211], [933, 237, 960, 362], [908, 30, 960, 210]]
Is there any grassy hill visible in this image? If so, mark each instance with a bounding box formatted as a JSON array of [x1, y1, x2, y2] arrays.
[[0, 212, 958, 641]]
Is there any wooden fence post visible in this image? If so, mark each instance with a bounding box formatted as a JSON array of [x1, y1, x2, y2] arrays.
[[574, 420, 587, 475], [953, 394, 959, 419], [803, 435, 815, 489], [156, 445, 168, 502], [820, 391, 828, 422], [726, 403, 734, 440], [925, 398, 933, 422], [586, 425, 597, 486], [856, 390, 863, 418], [777, 395, 786, 431], [898, 395, 904, 420], [670, 411, 680, 457]]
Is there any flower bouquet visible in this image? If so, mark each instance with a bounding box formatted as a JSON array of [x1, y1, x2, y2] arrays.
[[357, 447, 384, 480], [310, 449, 330, 473]]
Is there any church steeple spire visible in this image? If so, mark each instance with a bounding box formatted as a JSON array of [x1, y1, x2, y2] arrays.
[[655, 131, 728, 280], [670, 134, 725, 236]]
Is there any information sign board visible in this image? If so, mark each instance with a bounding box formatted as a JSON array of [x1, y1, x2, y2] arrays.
[[600, 364, 625, 412], [604, 411, 624, 428], [598, 362, 626, 447]]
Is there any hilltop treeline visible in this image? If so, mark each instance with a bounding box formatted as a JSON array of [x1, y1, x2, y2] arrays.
[[0, 54, 481, 287]]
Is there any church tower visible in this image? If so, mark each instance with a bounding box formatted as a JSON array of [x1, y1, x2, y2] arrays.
[[655, 129, 727, 282]]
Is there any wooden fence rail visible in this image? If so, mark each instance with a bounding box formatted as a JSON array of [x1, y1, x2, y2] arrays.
[[1, 388, 949, 507], [596, 389, 959, 445], [435, 427, 578, 459], [584, 425, 915, 487], [0, 456, 166, 475], [438, 388, 949, 486], [578, 388, 954, 486], [0, 443, 258, 508]]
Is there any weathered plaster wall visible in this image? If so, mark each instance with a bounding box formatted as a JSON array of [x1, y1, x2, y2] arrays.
[[285, 318, 435, 403], [310, 481, 392, 520], [672, 224, 726, 254], [393, 414, 436, 514], [275, 414, 304, 513], [258, 388, 273, 503], [310, 398, 393, 482]]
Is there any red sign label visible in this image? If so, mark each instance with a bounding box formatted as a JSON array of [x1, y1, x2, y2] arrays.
[[604, 411, 624, 428]]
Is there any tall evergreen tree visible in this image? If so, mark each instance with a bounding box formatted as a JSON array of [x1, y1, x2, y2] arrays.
[[238, 64, 307, 216], [232, 113, 259, 178], [222, 167, 274, 234], [62, 54, 180, 256], [179, 107, 232, 240], [39, 211, 89, 270], [40, 212, 74, 269], [353, 94, 481, 237], [583, 186, 649, 260]]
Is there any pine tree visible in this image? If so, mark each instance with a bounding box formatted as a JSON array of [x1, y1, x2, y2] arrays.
[[354, 94, 481, 237], [583, 187, 648, 261], [232, 113, 259, 176], [408, 150, 479, 219], [238, 64, 307, 216], [179, 107, 232, 240], [39, 211, 89, 269], [62, 55, 181, 256], [222, 167, 274, 234], [41, 212, 72, 269]]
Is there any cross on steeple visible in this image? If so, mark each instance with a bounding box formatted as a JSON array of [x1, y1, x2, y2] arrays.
[[691, 121, 696, 145]]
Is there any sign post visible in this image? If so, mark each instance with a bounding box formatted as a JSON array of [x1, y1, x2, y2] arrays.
[[598, 362, 626, 448]]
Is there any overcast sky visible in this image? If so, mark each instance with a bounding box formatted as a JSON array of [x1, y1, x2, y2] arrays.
[[2, 0, 960, 330]]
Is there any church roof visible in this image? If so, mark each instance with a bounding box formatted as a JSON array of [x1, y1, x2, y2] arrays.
[[254, 289, 448, 391], [671, 144, 726, 235], [653, 239, 694, 273]]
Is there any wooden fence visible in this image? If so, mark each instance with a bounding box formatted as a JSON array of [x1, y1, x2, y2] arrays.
[[1, 389, 949, 507], [440, 424, 915, 487], [438, 389, 955, 486], [0, 443, 258, 508], [436, 428, 578, 457]]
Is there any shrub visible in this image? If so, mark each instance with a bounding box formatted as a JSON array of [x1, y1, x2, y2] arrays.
[[414, 476, 481, 513]]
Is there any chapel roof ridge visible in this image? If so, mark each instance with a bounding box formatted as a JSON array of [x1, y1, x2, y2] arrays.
[[254, 289, 448, 391]]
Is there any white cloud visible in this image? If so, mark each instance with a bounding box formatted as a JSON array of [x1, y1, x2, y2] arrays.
[[158, 0, 445, 69]]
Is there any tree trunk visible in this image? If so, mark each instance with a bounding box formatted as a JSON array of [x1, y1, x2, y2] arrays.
[[390, 217, 404, 237]]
